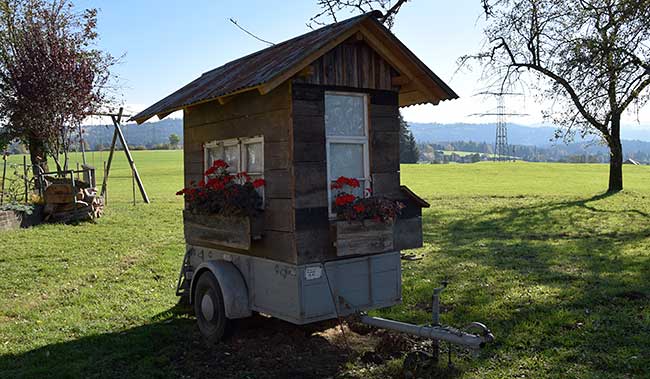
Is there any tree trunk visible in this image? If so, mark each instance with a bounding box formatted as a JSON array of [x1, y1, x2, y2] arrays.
[[608, 114, 623, 193], [28, 138, 48, 177]]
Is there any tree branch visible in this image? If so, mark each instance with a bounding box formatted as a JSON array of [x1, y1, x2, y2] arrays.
[[493, 38, 608, 133], [381, 0, 409, 24], [619, 75, 650, 113]]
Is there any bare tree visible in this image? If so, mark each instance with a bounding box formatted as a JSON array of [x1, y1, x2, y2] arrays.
[[469, 0, 650, 192], [309, 0, 410, 29], [0, 0, 116, 174]]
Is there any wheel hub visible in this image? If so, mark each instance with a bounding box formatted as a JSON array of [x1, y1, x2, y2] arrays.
[[201, 292, 215, 321]]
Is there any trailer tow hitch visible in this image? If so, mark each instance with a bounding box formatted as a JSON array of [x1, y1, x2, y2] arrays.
[[358, 281, 493, 371], [358, 314, 494, 350]]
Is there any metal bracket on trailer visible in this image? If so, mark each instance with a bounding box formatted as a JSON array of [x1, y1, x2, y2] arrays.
[[176, 248, 193, 298]]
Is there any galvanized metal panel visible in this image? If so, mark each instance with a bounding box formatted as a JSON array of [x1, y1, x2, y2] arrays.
[[250, 259, 301, 320], [187, 245, 401, 325]]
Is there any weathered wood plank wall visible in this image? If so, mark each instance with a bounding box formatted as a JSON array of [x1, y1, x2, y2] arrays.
[[294, 38, 399, 91], [290, 38, 403, 264], [182, 37, 418, 265], [183, 82, 297, 263]]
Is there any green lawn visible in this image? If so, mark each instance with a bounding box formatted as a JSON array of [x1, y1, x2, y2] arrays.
[[1, 152, 649, 378]]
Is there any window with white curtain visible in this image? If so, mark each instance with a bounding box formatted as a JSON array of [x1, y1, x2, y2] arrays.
[[325, 92, 370, 216], [204, 136, 264, 200]]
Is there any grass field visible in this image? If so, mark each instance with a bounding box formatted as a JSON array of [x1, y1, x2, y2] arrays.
[[1, 150, 649, 378]]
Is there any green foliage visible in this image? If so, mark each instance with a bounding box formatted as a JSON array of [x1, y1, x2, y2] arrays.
[[0, 0, 117, 172], [0, 132, 10, 152], [168, 133, 180, 149], [1, 152, 649, 378], [0, 201, 32, 214], [399, 112, 419, 163]]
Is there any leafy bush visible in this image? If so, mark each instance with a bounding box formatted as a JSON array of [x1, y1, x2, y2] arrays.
[[0, 202, 34, 215]]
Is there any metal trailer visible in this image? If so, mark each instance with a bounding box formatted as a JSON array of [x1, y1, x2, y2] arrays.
[[176, 244, 493, 358], [130, 11, 495, 366]]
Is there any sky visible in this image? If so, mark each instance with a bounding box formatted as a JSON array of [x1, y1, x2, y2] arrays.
[[77, 0, 650, 127]]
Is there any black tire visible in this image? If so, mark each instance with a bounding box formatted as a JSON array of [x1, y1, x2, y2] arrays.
[[193, 272, 229, 342]]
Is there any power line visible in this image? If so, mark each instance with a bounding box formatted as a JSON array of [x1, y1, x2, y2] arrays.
[[229, 18, 274, 46]]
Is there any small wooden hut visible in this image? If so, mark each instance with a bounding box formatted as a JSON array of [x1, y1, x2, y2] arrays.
[[132, 11, 458, 328], [133, 11, 456, 264]]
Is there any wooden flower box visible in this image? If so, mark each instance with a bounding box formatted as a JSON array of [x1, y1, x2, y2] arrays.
[[183, 210, 263, 251], [333, 219, 394, 257]]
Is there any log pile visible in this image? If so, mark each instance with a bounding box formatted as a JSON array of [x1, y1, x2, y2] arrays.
[[43, 177, 104, 223]]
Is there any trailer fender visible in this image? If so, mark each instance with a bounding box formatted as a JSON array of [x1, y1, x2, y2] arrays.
[[190, 260, 251, 319]]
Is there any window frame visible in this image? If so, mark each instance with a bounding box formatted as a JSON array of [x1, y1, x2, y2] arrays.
[[203, 135, 265, 203], [204, 138, 239, 173], [324, 91, 371, 218], [241, 136, 265, 178]]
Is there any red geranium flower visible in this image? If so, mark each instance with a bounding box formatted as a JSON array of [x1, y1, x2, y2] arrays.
[[335, 194, 357, 207], [348, 178, 360, 188], [252, 178, 266, 188], [353, 204, 365, 213], [334, 176, 360, 188], [213, 159, 228, 168], [335, 176, 348, 186]]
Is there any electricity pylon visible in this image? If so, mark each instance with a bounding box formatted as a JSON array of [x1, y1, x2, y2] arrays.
[[471, 92, 527, 161]]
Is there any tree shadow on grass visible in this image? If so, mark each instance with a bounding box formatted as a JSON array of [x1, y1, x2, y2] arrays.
[[416, 192, 650, 377], [0, 304, 350, 379]]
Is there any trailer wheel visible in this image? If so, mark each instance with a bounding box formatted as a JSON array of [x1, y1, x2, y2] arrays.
[[193, 272, 229, 342]]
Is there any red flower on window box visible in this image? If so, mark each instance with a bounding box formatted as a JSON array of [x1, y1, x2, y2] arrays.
[[332, 176, 360, 189], [176, 160, 265, 217], [335, 194, 356, 207], [332, 176, 403, 224]]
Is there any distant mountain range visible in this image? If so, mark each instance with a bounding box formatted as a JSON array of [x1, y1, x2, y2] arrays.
[[84, 118, 183, 149], [409, 122, 650, 145], [81, 118, 650, 160]]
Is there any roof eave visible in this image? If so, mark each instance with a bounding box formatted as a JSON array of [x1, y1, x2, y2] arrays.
[[361, 17, 458, 103]]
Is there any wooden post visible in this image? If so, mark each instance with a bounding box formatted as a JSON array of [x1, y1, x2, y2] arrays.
[[97, 108, 150, 204], [99, 122, 119, 199], [103, 160, 107, 205], [1, 152, 7, 205], [111, 108, 150, 204], [23, 156, 28, 202], [79, 124, 87, 165]]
